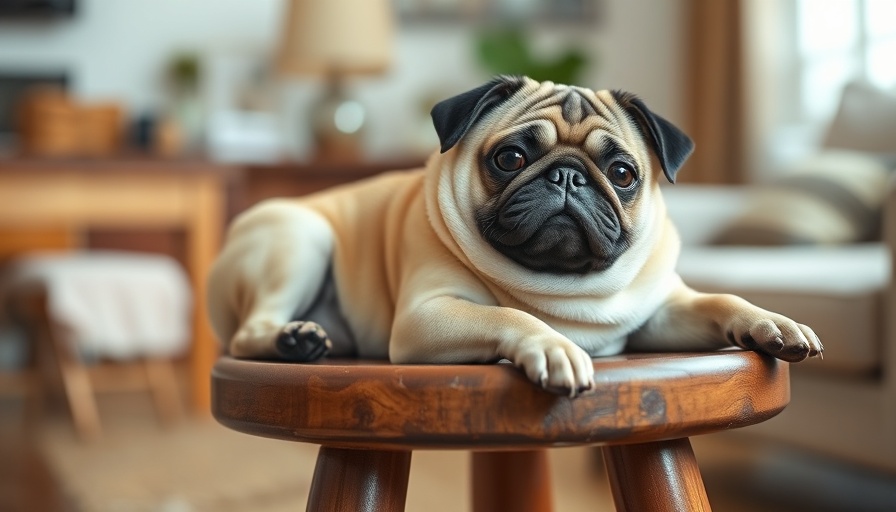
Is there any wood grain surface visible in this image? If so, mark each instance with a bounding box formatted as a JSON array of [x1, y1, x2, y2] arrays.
[[211, 351, 789, 450]]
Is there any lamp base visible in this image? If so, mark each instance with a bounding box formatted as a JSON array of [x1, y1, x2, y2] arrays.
[[310, 79, 366, 162]]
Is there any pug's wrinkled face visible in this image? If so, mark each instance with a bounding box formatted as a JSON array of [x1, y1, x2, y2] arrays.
[[431, 76, 694, 275], [475, 88, 648, 273]]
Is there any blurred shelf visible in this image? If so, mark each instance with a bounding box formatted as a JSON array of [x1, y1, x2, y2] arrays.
[[233, 157, 425, 218]]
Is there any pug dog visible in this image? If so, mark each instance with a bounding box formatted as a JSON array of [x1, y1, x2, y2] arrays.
[[207, 76, 822, 397]]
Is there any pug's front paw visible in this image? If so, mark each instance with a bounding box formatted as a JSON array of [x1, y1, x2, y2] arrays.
[[724, 310, 823, 363], [505, 335, 595, 397], [276, 321, 332, 362]]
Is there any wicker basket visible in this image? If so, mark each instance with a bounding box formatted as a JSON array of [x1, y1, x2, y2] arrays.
[[18, 88, 123, 157]]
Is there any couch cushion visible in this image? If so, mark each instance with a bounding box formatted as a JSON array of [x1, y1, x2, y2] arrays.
[[677, 244, 890, 295], [710, 151, 892, 245], [677, 244, 889, 374]]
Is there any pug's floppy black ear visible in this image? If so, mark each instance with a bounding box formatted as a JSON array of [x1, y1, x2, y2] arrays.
[[431, 76, 525, 154], [611, 90, 694, 184]]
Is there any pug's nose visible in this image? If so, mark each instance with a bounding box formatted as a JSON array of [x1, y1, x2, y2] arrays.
[[547, 167, 587, 191]]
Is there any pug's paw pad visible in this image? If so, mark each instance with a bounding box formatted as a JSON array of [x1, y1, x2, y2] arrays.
[[276, 321, 332, 362], [726, 313, 822, 363]]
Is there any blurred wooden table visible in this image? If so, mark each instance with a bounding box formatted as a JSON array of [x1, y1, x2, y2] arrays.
[[0, 155, 425, 414], [0, 156, 233, 414]]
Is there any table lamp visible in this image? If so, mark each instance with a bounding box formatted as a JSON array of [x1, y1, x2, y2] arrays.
[[277, 0, 394, 161]]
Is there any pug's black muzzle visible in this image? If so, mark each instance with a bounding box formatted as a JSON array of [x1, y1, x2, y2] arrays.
[[479, 163, 627, 274]]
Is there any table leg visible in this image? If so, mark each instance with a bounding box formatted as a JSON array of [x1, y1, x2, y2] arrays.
[[602, 438, 711, 512], [306, 447, 412, 512], [471, 450, 553, 512], [187, 176, 223, 415]]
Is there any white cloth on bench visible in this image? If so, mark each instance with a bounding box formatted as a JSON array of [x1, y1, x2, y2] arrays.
[[3, 251, 192, 360]]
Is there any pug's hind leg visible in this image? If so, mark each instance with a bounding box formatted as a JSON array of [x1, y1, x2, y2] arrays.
[[209, 200, 335, 360], [276, 321, 332, 361]]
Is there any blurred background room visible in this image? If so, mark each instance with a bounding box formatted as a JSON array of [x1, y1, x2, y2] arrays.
[[1, 0, 895, 510]]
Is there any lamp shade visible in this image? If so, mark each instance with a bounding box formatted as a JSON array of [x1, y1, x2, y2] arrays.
[[277, 0, 394, 77]]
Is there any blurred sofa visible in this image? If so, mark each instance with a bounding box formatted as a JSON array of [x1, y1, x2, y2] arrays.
[[664, 182, 894, 471], [662, 81, 896, 472]]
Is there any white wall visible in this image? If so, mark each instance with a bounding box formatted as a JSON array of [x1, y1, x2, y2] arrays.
[[0, 0, 686, 159], [0, 0, 283, 111]]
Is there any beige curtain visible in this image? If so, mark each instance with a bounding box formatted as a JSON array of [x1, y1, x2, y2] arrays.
[[683, 0, 746, 184]]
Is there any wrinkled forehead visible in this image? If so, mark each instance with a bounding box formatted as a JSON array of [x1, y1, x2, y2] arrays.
[[484, 82, 644, 159]]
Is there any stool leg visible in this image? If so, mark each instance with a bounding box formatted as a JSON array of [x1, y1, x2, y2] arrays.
[[42, 322, 101, 442], [602, 438, 711, 512], [55, 350, 102, 442], [143, 358, 183, 426], [471, 450, 553, 512], [306, 447, 411, 512], [24, 329, 51, 437]]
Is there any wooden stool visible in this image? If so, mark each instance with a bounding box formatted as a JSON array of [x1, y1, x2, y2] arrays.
[[212, 351, 789, 511], [2, 250, 190, 441], [8, 286, 184, 441]]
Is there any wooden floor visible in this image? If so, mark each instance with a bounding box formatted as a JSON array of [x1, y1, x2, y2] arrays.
[[0, 429, 71, 512], [2, 394, 896, 512]]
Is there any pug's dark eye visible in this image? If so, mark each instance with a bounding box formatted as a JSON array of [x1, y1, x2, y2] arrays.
[[494, 149, 526, 171], [607, 162, 636, 189]]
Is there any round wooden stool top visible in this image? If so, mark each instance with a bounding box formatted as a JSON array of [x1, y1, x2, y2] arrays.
[[211, 350, 789, 450]]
